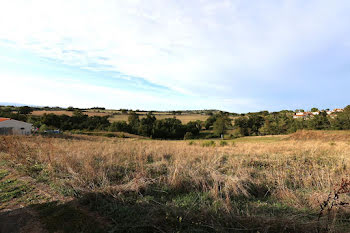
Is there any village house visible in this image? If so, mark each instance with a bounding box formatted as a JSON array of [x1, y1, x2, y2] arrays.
[[333, 108, 344, 113], [294, 108, 344, 119], [293, 111, 315, 119], [0, 118, 32, 135]]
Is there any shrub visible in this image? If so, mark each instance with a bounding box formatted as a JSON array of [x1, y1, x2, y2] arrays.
[[219, 141, 228, 146], [184, 132, 194, 140], [202, 140, 216, 147]]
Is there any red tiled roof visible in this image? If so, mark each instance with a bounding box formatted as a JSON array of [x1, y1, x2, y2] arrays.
[[0, 118, 10, 122]]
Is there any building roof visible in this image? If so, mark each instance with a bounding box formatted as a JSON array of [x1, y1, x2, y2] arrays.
[[0, 118, 10, 122]]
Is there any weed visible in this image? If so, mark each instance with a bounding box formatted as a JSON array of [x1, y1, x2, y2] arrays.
[[0, 169, 9, 180], [0, 178, 31, 203], [318, 178, 350, 230], [219, 141, 228, 146], [201, 140, 216, 147], [188, 141, 195, 145]]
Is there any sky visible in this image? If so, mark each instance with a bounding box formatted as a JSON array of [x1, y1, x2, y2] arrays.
[[0, 0, 350, 113]]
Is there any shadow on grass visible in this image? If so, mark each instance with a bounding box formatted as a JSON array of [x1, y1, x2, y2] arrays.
[[0, 189, 336, 233]]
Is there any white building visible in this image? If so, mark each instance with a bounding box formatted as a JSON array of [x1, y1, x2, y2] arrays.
[[0, 118, 32, 135], [293, 112, 313, 119]]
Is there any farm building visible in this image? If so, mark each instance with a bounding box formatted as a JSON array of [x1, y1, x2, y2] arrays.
[[0, 118, 32, 135]]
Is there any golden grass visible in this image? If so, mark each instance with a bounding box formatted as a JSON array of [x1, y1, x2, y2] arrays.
[[2, 131, 350, 231], [1, 134, 350, 205], [288, 129, 350, 141]]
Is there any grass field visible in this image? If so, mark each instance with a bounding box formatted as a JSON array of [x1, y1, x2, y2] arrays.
[[1, 131, 350, 232]]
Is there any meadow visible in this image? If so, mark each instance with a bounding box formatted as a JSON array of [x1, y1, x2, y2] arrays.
[[1, 131, 350, 232]]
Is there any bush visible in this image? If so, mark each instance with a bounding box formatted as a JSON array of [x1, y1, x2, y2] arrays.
[[109, 121, 130, 133], [219, 141, 228, 146], [202, 140, 216, 147], [184, 132, 194, 140]]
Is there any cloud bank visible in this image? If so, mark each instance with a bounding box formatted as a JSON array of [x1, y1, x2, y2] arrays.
[[0, 0, 350, 111]]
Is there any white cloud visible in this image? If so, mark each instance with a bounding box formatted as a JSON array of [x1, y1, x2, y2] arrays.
[[0, 73, 256, 111], [0, 0, 349, 110]]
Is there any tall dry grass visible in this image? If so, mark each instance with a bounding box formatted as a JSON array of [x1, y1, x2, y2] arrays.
[[1, 134, 350, 211]]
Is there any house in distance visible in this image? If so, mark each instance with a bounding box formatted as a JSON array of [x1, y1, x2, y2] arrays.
[[0, 118, 33, 135], [293, 108, 344, 119]]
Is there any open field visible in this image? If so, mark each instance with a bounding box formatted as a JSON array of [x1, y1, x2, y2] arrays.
[[1, 131, 350, 232]]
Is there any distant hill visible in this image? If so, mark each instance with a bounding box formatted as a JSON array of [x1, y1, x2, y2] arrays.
[[0, 102, 27, 107], [0, 102, 42, 107]]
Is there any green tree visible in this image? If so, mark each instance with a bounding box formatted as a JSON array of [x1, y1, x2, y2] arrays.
[[247, 114, 265, 135], [138, 113, 156, 136], [213, 115, 232, 137], [204, 114, 217, 130], [308, 111, 330, 130], [234, 117, 249, 136], [331, 110, 350, 130], [186, 120, 202, 136], [128, 112, 140, 134], [152, 118, 186, 139], [18, 106, 33, 115], [311, 108, 319, 112], [109, 121, 130, 132], [344, 105, 350, 113]]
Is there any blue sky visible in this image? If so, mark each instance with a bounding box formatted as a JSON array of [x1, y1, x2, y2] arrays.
[[0, 0, 350, 112]]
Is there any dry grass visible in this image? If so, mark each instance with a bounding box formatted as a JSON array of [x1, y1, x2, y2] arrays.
[[288, 130, 350, 141], [1, 134, 350, 204], [2, 131, 350, 231]]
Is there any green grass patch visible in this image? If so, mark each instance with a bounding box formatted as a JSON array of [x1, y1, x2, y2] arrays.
[[232, 135, 285, 143], [0, 178, 32, 203], [0, 169, 9, 180]]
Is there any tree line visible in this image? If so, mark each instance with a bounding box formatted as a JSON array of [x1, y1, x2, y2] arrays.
[[233, 105, 350, 137], [2, 105, 350, 139], [110, 112, 203, 139]]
